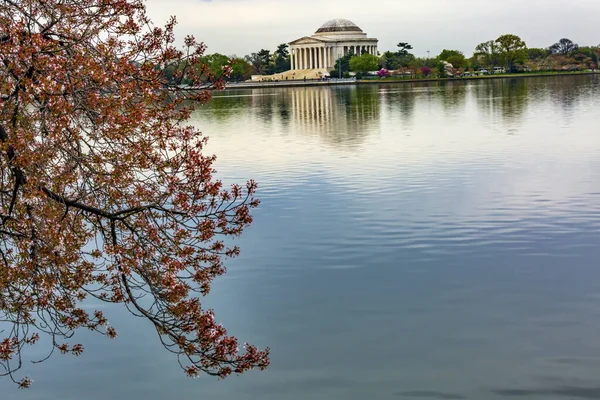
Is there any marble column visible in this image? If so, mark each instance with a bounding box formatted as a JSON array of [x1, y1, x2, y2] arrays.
[[304, 48, 307, 69], [316, 47, 320, 69], [294, 49, 298, 69], [320, 47, 324, 69], [302, 48, 306, 69], [318, 47, 322, 69], [291, 49, 295, 70]]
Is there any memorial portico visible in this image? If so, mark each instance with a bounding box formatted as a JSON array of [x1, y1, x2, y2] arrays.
[[289, 19, 378, 71]]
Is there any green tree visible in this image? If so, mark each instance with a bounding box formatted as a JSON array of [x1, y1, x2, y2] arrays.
[[230, 57, 253, 81], [495, 34, 527, 72], [274, 43, 291, 73], [350, 53, 380, 74], [437, 49, 466, 69], [527, 48, 548, 60], [577, 46, 599, 64], [397, 42, 413, 56], [436, 61, 447, 78], [245, 49, 271, 75], [331, 52, 354, 77], [446, 54, 466, 69], [468, 55, 482, 70], [549, 38, 578, 55], [474, 40, 501, 69], [437, 49, 462, 60], [378, 42, 416, 70], [202, 53, 230, 79]]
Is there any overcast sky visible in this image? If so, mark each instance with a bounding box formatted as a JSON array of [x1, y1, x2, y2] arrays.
[[145, 0, 600, 57]]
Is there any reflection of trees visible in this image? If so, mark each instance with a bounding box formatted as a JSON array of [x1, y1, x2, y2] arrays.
[[544, 75, 597, 116], [289, 86, 380, 147], [437, 81, 468, 112], [199, 89, 286, 124], [474, 78, 529, 127], [380, 81, 468, 130], [380, 84, 418, 129], [473, 75, 598, 127]]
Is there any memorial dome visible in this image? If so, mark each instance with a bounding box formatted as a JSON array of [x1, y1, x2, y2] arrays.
[[315, 19, 363, 33]]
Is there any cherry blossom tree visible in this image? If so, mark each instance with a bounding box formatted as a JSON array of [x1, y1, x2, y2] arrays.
[[0, 0, 269, 388], [377, 68, 390, 78]]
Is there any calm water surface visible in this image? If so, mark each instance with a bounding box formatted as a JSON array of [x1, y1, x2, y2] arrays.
[[6, 75, 600, 399]]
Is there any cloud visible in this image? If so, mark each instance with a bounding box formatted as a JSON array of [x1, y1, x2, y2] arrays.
[[145, 0, 600, 57]]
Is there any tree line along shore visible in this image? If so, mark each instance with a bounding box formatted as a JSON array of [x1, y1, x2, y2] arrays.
[[163, 35, 599, 84]]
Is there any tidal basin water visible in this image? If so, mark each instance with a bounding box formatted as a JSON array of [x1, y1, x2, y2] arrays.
[[6, 75, 600, 400]]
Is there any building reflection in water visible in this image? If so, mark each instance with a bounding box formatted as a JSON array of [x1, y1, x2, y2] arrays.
[[289, 86, 380, 148]]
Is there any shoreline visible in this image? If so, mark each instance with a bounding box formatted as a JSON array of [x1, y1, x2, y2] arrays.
[[223, 71, 599, 90]]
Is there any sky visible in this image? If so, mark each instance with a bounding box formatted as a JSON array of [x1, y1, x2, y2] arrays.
[[145, 0, 600, 57]]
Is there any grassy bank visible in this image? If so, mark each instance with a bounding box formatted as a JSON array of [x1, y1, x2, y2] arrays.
[[357, 70, 598, 85]]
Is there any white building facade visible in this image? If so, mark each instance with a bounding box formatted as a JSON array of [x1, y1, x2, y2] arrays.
[[289, 19, 378, 71]]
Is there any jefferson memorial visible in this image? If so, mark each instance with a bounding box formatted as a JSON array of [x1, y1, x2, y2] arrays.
[[289, 19, 378, 71]]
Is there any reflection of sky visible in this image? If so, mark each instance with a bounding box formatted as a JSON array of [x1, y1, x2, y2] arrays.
[[5, 75, 600, 400]]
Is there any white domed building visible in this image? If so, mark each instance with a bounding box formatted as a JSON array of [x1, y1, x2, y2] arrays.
[[289, 19, 378, 71]]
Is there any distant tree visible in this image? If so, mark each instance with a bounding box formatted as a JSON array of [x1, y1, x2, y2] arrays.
[[397, 42, 414, 56], [549, 38, 579, 55], [468, 55, 482, 70], [275, 43, 289, 59], [421, 66, 432, 77], [527, 48, 549, 60], [495, 34, 527, 72], [377, 68, 391, 78], [379, 51, 393, 69], [437, 49, 462, 60], [474, 40, 501, 69], [332, 52, 354, 77], [245, 49, 271, 75], [577, 46, 599, 64], [446, 54, 466, 69], [230, 58, 254, 81], [418, 57, 436, 68], [202, 53, 231, 80], [349, 53, 380, 73], [435, 61, 446, 78], [274, 43, 291, 73], [437, 49, 466, 69]]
